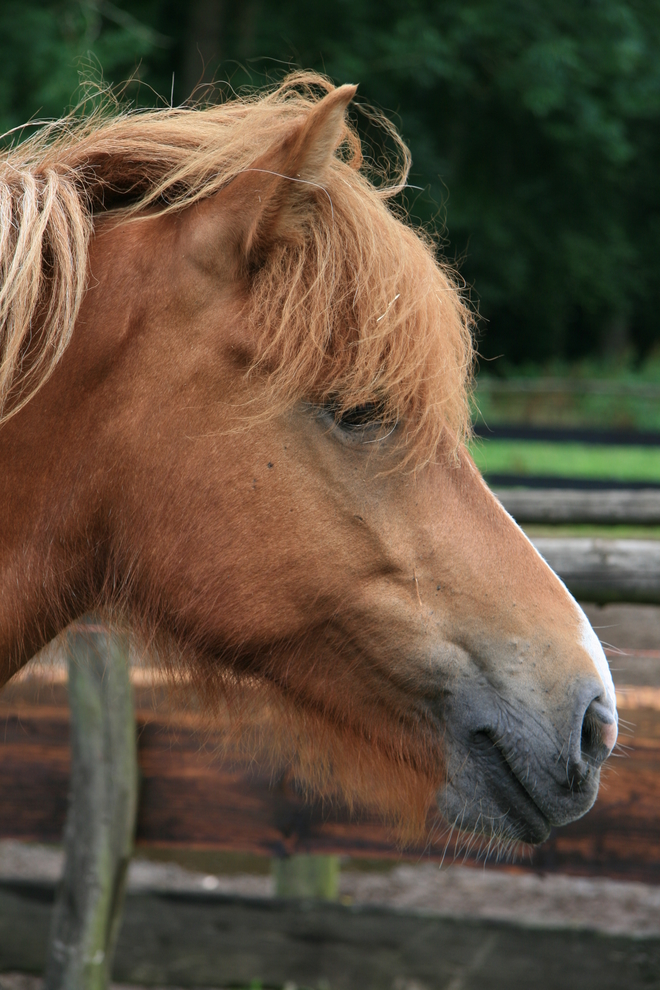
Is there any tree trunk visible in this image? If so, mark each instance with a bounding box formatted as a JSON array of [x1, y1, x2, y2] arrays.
[[181, 0, 225, 100]]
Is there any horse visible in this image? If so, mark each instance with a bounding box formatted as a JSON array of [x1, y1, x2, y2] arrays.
[[0, 72, 617, 850]]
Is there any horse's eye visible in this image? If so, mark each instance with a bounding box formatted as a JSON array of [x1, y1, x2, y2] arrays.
[[335, 403, 383, 430], [324, 401, 398, 443], [316, 399, 397, 443]]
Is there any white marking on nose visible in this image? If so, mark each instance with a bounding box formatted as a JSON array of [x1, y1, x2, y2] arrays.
[[577, 606, 617, 714], [488, 480, 618, 734]]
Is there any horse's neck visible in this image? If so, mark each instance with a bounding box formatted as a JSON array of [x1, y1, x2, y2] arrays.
[[0, 545, 55, 684], [0, 406, 96, 683], [0, 226, 136, 682]]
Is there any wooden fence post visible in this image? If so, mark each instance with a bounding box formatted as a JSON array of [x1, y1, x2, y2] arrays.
[[44, 617, 138, 990], [272, 854, 340, 900]]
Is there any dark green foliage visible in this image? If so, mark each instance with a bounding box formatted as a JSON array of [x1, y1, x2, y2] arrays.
[[2, 0, 660, 365], [0, 1, 172, 130]]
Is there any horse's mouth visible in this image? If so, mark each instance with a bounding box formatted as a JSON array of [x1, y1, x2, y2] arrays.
[[439, 728, 552, 847], [471, 730, 552, 844]]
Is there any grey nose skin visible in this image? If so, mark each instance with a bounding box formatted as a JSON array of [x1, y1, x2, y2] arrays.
[[437, 669, 619, 844]]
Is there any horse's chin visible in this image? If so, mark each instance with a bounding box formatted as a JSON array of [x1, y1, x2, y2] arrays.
[[437, 727, 562, 847], [437, 721, 605, 847], [438, 767, 552, 848]]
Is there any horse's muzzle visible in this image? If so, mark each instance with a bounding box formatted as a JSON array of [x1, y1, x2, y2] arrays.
[[437, 675, 618, 846]]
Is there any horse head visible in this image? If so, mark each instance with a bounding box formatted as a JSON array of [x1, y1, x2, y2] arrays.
[[0, 75, 616, 848]]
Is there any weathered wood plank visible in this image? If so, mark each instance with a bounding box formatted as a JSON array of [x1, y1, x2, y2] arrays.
[[495, 487, 660, 525], [532, 537, 660, 603], [1, 881, 659, 990], [43, 623, 138, 990], [272, 853, 340, 899], [0, 693, 658, 884]]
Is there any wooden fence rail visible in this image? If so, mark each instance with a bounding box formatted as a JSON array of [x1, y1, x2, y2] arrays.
[[1, 673, 659, 885], [531, 537, 660, 603], [496, 488, 660, 525], [3, 881, 660, 990]]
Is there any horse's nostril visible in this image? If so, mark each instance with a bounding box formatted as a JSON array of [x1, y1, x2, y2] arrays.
[[580, 699, 617, 764], [599, 718, 618, 752]]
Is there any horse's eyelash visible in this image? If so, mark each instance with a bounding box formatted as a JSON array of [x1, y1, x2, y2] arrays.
[[362, 420, 399, 444]]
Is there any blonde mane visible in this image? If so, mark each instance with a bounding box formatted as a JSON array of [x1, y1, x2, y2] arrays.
[[0, 72, 473, 461]]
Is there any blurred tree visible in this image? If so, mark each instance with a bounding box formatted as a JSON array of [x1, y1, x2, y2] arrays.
[[2, 0, 660, 366], [0, 1, 176, 132]]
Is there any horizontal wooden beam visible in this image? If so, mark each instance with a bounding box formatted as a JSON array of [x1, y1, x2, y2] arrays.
[[496, 488, 660, 525], [1, 680, 659, 884], [2, 881, 660, 990], [531, 537, 660, 604]]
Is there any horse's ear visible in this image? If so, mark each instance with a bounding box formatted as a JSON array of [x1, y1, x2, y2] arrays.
[[222, 84, 357, 260], [280, 83, 358, 179]]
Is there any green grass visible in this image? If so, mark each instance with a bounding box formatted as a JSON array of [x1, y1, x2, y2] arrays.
[[469, 439, 660, 482]]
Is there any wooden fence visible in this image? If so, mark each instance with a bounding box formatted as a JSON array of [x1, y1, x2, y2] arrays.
[[531, 537, 660, 603], [496, 487, 660, 525], [3, 880, 660, 990], [1, 667, 659, 885]]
